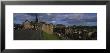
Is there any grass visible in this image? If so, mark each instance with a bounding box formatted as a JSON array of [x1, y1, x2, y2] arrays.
[[42, 31, 60, 40]]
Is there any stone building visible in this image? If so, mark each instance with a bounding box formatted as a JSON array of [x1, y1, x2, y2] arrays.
[[22, 16, 38, 30], [22, 16, 54, 34], [22, 20, 34, 29], [41, 23, 53, 34]]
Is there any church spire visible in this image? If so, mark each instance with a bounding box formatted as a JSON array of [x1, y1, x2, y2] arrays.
[[35, 15, 38, 22]]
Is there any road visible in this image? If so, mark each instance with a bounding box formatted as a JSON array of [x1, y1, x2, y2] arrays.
[[14, 29, 43, 40]]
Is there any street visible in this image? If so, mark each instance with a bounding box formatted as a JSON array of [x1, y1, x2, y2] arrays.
[[14, 29, 43, 40]]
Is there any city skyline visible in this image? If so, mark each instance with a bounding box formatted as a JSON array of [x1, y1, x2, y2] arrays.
[[14, 13, 97, 26]]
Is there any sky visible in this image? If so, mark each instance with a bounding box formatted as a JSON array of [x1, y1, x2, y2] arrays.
[[14, 13, 97, 26]]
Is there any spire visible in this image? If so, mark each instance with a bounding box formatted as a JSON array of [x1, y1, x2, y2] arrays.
[[35, 15, 38, 22]]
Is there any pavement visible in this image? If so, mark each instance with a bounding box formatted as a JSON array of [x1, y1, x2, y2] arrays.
[[14, 29, 43, 40]]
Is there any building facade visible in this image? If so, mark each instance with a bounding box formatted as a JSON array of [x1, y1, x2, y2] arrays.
[[22, 20, 34, 29], [41, 23, 53, 34]]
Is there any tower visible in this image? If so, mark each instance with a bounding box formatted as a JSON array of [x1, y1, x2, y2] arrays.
[[35, 15, 38, 22]]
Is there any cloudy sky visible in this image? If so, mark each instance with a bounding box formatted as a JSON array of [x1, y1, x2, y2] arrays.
[[14, 13, 97, 26]]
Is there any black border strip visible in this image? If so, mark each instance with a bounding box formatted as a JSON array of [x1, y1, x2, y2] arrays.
[[1, 1, 5, 52], [2, 49, 107, 53], [2, 1, 108, 5], [1, 1, 109, 53], [106, 1, 110, 51]]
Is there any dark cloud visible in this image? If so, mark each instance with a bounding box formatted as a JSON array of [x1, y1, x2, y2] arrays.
[[14, 13, 97, 26], [14, 13, 36, 24]]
